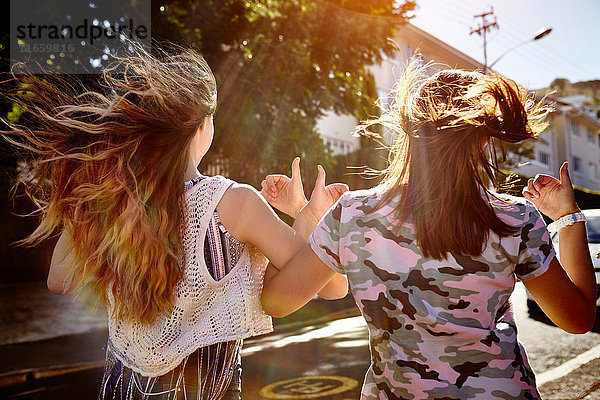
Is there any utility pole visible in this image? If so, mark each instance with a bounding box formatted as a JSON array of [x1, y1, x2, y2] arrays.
[[470, 7, 498, 72]]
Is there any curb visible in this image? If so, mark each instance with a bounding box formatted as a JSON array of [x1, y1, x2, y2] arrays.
[[0, 361, 105, 388], [0, 306, 361, 389]]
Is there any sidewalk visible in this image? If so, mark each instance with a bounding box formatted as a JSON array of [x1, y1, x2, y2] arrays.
[[0, 294, 360, 389]]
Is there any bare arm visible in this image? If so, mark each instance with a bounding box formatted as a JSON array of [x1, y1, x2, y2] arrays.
[[261, 243, 340, 317], [314, 271, 348, 300], [48, 229, 76, 295], [522, 162, 596, 333], [217, 166, 348, 316], [260, 158, 348, 299], [524, 229, 595, 333]]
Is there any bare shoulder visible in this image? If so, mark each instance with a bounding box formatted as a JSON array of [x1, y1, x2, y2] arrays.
[[216, 182, 274, 243], [218, 182, 262, 211]]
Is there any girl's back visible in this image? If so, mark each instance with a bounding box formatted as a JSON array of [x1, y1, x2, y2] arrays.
[[310, 187, 553, 399], [106, 175, 272, 377], [261, 63, 594, 400]]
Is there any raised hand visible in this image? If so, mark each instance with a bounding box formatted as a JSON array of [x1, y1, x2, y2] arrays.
[[301, 165, 349, 221], [522, 161, 580, 220], [260, 157, 308, 218]]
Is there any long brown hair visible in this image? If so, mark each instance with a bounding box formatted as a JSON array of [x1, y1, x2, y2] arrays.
[[2, 44, 217, 323], [359, 61, 550, 260]]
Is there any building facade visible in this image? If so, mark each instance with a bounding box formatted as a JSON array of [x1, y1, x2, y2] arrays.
[[318, 23, 483, 156], [511, 97, 600, 193], [318, 23, 600, 196]]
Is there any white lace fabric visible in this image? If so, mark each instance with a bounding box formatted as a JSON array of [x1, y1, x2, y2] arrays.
[[107, 176, 273, 377]]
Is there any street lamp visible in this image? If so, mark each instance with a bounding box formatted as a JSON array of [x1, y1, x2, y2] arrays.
[[488, 27, 552, 70]]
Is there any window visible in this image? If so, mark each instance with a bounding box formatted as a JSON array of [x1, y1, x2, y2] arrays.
[[573, 157, 583, 173], [538, 151, 550, 166], [569, 119, 581, 137], [588, 128, 597, 144], [589, 163, 598, 180]]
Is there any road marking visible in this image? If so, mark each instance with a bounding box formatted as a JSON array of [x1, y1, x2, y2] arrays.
[[242, 316, 367, 356], [259, 376, 358, 399], [536, 343, 600, 386], [332, 339, 369, 348]]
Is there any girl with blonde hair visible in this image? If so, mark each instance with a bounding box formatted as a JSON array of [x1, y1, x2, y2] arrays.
[[260, 64, 596, 399], [2, 45, 348, 399]]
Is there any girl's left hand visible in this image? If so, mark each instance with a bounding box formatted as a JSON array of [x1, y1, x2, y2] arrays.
[[301, 165, 349, 222]]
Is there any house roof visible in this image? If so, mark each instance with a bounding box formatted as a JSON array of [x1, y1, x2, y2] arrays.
[[401, 23, 485, 71]]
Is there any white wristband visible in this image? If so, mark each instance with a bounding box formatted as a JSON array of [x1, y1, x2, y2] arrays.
[[547, 212, 586, 233]]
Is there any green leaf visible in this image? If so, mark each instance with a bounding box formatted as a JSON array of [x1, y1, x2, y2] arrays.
[[152, 0, 415, 186]]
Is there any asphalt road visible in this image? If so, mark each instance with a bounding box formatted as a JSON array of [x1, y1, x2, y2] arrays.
[[3, 283, 600, 399], [237, 283, 600, 400]]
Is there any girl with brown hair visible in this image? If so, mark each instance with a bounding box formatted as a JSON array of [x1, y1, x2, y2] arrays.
[[2, 45, 348, 399], [260, 64, 596, 399]]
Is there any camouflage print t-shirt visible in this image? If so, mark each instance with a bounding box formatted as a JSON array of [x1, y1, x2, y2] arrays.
[[309, 187, 555, 400]]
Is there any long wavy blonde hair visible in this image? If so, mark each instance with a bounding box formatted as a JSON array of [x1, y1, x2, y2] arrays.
[[2, 45, 217, 323], [358, 61, 550, 260]]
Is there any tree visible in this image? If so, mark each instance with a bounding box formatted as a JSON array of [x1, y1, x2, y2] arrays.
[[151, 0, 416, 187]]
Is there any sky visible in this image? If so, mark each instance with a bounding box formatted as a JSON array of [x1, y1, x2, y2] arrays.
[[410, 0, 600, 89]]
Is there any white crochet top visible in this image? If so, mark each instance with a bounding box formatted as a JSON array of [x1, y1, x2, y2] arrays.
[[106, 176, 273, 377]]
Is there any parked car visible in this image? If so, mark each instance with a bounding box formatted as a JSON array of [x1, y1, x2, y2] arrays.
[[527, 209, 600, 316]]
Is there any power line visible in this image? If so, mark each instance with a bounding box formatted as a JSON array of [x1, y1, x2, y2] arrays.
[[482, 6, 599, 79], [492, 26, 598, 79], [308, 0, 598, 83], [413, 0, 475, 28], [469, 7, 498, 70], [427, 0, 598, 82]]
